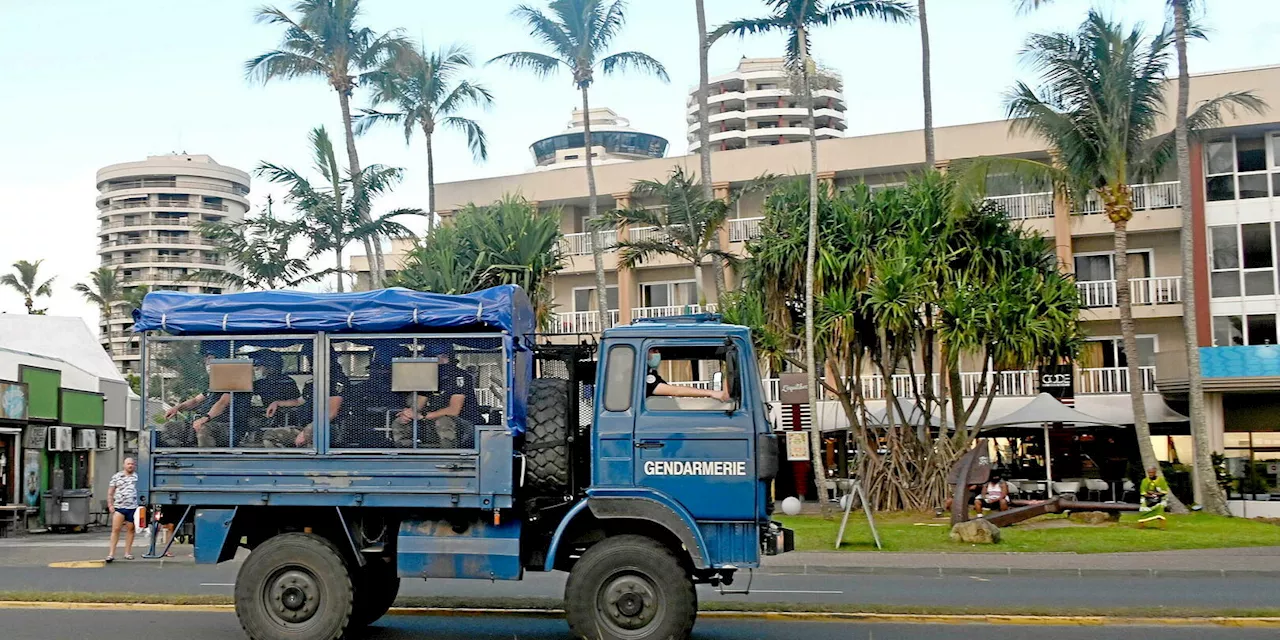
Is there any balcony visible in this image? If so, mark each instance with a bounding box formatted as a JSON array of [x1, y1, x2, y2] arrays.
[[103, 180, 248, 196], [1077, 366, 1158, 394], [561, 230, 617, 257], [755, 366, 1158, 403], [729, 217, 764, 242], [984, 192, 1055, 220], [631, 304, 718, 320], [100, 217, 197, 230], [552, 310, 620, 334], [1076, 276, 1183, 308], [1075, 181, 1180, 215]]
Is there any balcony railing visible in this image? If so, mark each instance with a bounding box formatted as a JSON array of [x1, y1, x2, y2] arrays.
[[730, 217, 764, 242], [1076, 181, 1180, 215], [552, 310, 620, 334], [104, 180, 248, 196], [155, 199, 194, 208], [200, 202, 229, 211], [101, 217, 196, 230], [1078, 366, 1158, 394], [1077, 276, 1183, 308], [631, 304, 718, 320], [561, 230, 617, 256], [984, 192, 1054, 220]]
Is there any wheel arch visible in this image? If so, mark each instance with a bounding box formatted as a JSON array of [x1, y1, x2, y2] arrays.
[[544, 493, 710, 572]]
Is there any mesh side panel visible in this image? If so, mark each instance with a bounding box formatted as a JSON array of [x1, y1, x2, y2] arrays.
[[148, 337, 315, 450], [328, 336, 505, 451]]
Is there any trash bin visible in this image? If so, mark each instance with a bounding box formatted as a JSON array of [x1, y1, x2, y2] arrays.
[[42, 489, 92, 531]]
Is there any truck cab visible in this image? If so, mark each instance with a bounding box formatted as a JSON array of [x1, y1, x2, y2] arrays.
[[133, 287, 788, 640]]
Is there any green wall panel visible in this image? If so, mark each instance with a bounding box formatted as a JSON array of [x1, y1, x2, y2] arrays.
[[19, 367, 60, 421], [60, 390, 104, 427]]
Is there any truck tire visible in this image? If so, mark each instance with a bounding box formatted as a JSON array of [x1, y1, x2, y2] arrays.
[[564, 535, 697, 640], [525, 378, 570, 492], [234, 532, 353, 640], [350, 557, 400, 628]]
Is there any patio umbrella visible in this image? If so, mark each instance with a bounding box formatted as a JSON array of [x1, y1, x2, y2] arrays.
[[979, 393, 1117, 497]]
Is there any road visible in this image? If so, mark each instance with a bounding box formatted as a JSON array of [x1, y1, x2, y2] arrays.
[[1, 541, 1276, 612], [1, 609, 1275, 640]]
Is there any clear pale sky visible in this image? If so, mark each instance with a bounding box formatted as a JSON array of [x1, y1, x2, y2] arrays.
[[0, 0, 1276, 331]]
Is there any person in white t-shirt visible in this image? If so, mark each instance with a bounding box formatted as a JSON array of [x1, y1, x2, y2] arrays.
[[105, 458, 139, 562], [974, 472, 1011, 515]]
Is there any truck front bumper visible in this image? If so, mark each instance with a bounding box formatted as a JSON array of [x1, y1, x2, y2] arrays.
[[762, 520, 795, 555]]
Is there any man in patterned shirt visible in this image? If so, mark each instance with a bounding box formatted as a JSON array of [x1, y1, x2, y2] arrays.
[[105, 457, 139, 562]]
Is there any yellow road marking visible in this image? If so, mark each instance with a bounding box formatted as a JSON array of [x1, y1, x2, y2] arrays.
[[0, 601, 1277, 627], [47, 561, 105, 569]]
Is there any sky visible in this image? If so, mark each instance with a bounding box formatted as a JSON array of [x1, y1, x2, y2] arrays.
[[0, 0, 1277, 333]]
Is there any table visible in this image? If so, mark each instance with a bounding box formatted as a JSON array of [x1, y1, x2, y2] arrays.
[[0, 505, 29, 538]]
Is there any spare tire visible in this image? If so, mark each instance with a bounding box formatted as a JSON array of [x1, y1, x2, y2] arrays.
[[525, 378, 571, 492]]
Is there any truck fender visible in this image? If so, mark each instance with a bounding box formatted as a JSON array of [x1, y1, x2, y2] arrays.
[[193, 507, 239, 564], [544, 491, 710, 571]]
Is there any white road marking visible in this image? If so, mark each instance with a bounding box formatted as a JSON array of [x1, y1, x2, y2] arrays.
[[199, 583, 235, 587], [739, 590, 844, 595]]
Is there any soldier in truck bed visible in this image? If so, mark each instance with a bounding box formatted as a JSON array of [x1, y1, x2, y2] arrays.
[[394, 343, 479, 448]]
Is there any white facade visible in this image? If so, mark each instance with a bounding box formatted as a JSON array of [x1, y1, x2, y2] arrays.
[[686, 57, 847, 153], [95, 154, 250, 374]]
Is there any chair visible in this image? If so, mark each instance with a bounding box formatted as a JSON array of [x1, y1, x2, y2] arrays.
[[1084, 478, 1109, 501], [1053, 481, 1082, 498], [1121, 479, 1137, 502]]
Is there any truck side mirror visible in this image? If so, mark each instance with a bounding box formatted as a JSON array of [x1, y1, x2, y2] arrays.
[[712, 371, 723, 391]]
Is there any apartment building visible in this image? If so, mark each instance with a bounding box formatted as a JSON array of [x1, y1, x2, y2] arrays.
[[687, 57, 847, 153], [95, 154, 250, 374], [356, 65, 1280, 465]]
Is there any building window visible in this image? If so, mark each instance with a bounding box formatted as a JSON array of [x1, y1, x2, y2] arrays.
[[756, 122, 777, 129], [1204, 133, 1280, 202], [641, 281, 697, 309], [1210, 223, 1280, 297], [1213, 314, 1279, 346], [574, 286, 619, 312], [755, 83, 777, 90], [1214, 315, 1244, 346], [1079, 336, 1156, 368]]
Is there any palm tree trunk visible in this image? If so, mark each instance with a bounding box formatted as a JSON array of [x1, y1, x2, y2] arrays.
[[693, 262, 704, 307], [582, 85, 611, 330], [798, 27, 828, 514], [695, 0, 727, 299], [1175, 0, 1227, 515], [339, 89, 384, 288], [335, 247, 344, 293], [425, 124, 438, 236], [918, 0, 935, 167]]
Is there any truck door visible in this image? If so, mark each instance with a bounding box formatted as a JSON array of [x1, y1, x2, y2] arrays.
[[632, 340, 755, 521]]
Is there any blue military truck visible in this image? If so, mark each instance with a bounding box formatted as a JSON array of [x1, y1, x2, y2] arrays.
[[134, 285, 791, 640]]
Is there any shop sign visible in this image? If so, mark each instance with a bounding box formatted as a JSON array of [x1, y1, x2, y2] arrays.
[[0, 380, 27, 422], [779, 373, 809, 405], [23, 426, 47, 449], [786, 431, 811, 462], [1038, 364, 1074, 401]]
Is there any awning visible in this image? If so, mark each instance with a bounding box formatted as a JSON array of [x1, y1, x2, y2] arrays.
[[980, 393, 1115, 429], [1073, 394, 1188, 425]]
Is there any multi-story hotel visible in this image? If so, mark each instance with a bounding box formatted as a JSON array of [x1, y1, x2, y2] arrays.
[[95, 154, 249, 374], [354, 65, 1280, 469], [687, 57, 847, 152]]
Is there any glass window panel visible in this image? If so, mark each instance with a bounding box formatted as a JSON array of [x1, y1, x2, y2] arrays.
[[607, 287, 619, 311], [1273, 174, 1280, 197], [1128, 252, 1151, 279], [1206, 175, 1236, 201], [1213, 316, 1243, 346], [1137, 337, 1156, 367], [1245, 271, 1275, 296], [574, 289, 590, 312], [1206, 140, 1234, 175], [1211, 226, 1239, 269], [1248, 314, 1278, 346], [1239, 174, 1269, 199], [1236, 136, 1267, 172], [1074, 255, 1113, 281], [603, 346, 635, 412], [1242, 224, 1274, 268], [1211, 271, 1241, 298], [642, 284, 669, 308]]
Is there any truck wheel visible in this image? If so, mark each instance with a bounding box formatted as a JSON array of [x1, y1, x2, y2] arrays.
[[565, 535, 697, 640], [350, 557, 400, 628], [525, 378, 570, 492], [234, 532, 353, 640]]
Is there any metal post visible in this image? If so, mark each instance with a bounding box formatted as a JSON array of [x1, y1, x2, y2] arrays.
[[1045, 425, 1054, 498]]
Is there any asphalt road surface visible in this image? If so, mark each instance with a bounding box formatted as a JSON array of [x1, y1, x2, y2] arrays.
[[2, 609, 1276, 640]]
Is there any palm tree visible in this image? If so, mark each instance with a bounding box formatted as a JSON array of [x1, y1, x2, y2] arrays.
[[597, 167, 743, 303], [245, 0, 410, 288], [694, 0, 728, 299], [1004, 11, 1264, 505], [258, 127, 418, 292], [358, 44, 493, 234], [191, 202, 323, 290], [918, 0, 934, 166], [122, 285, 150, 317], [74, 267, 123, 325], [2, 260, 55, 314], [714, 0, 912, 509], [492, 0, 669, 331]]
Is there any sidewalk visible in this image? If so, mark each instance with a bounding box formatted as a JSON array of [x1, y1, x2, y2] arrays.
[[763, 546, 1280, 577]]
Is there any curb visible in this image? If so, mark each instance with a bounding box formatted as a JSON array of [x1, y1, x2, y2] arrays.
[[2, 601, 1279, 627], [764, 564, 1280, 579]]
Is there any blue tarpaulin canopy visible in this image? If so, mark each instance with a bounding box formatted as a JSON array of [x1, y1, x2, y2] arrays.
[[133, 285, 535, 340]]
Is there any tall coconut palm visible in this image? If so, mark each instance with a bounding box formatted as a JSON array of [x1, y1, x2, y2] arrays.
[[358, 44, 493, 233], [1005, 11, 1264, 503], [918, 0, 934, 166], [245, 0, 410, 288], [694, 0, 728, 299], [597, 167, 743, 303], [714, 0, 913, 504], [257, 126, 419, 292], [74, 267, 123, 324], [2, 260, 55, 314], [492, 0, 669, 331], [191, 203, 322, 290]]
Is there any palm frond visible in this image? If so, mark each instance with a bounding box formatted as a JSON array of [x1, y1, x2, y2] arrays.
[[710, 16, 785, 44], [488, 51, 564, 78], [599, 51, 669, 81], [441, 116, 490, 162]]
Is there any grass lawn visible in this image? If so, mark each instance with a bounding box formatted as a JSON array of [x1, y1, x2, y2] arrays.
[[777, 511, 1280, 553]]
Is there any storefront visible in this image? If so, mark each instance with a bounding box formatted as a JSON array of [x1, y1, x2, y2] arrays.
[[0, 379, 28, 505]]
